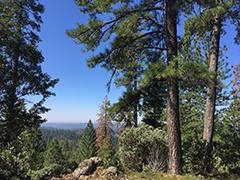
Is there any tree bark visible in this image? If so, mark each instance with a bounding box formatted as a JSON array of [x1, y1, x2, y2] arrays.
[[166, 0, 182, 174], [5, 48, 20, 144], [233, 64, 240, 99], [133, 79, 138, 127], [203, 14, 221, 174]]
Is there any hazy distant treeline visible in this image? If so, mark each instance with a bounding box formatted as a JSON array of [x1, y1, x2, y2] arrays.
[[41, 128, 83, 143]]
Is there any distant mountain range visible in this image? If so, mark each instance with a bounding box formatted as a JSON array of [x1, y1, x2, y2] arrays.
[[41, 122, 122, 144], [41, 122, 97, 130]]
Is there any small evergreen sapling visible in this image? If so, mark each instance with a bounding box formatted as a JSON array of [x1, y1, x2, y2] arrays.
[[76, 120, 96, 162]]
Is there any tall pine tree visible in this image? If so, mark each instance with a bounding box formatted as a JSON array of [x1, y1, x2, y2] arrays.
[[0, 0, 58, 146], [233, 64, 240, 99], [67, 1, 186, 174], [165, 0, 182, 174], [183, 0, 240, 173]]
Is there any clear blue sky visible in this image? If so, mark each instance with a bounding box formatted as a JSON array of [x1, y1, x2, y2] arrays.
[[39, 0, 239, 123], [39, 0, 123, 123]]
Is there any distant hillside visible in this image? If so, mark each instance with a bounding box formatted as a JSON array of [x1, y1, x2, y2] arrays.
[[40, 127, 83, 143], [41, 122, 97, 129], [40, 122, 121, 144]]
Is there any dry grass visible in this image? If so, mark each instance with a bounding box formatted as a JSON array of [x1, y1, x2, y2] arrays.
[[127, 171, 240, 180], [127, 171, 203, 180]]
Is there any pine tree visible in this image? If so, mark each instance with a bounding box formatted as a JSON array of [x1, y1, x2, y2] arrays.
[[67, 1, 186, 174], [96, 96, 113, 151], [183, 0, 240, 173], [111, 62, 141, 128], [67, 0, 167, 130], [200, 2, 239, 173], [142, 78, 167, 128], [96, 97, 119, 167], [165, 0, 182, 174], [179, 76, 206, 174], [76, 120, 96, 162], [44, 139, 66, 167], [178, 36, 231, 173], [0, 0, 58, 146], [203, 13, 221, 174], [233, 64, 240, 99], [109, 89, 141, 128]]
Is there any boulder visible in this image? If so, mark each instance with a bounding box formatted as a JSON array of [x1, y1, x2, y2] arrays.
[[50, 157, 129, 180], [72, 157, 102, 178], [101, 166, 118, 177]]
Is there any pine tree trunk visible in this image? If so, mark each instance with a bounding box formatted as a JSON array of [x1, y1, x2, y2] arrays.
[[203, 15, 221, 174], [233, 64, 240, 99], [6, 51, 19, 144], [133, 79, 138, 127], [4, 3, 23, 145], [166, 0, 182, 174]]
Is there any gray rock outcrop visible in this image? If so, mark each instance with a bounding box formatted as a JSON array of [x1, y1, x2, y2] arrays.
[[72, 157, 102, 178]]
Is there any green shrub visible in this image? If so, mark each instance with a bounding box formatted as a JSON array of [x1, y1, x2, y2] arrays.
[[0, 129, 45, 179], [212, 101, 240, 174], [117, 123, 167, 171], [29, 164, 63, 180], [65, 161, 78, 170], [182, 130, 205, 174]]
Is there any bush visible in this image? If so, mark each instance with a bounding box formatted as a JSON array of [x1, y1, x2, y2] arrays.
[[0, 147, 25, 179], [117, 123, 167, 171], [29, 164, 63, 180], [0, 129, 45, 179], [30, 162, 77, 179], [182, 131, 205, 174], [213, 107, 240, 174]]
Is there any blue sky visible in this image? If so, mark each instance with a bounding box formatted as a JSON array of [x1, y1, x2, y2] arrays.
[[39, 0, 239, 123], [39, 0, 123, 123]]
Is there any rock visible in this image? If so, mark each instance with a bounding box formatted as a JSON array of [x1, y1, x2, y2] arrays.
[[78, 175, 88, 180], [101, 166, 118, 177], [72, 157, 102, 178], [50, 157, 129, 180]]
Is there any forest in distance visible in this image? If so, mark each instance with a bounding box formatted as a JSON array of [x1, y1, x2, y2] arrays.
[[40, 127, 83, 143], [41, 123, 97, 130], [0, 0, 240, 179]]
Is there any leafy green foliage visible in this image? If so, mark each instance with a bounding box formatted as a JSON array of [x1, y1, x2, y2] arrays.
[[30, 164, 63, 180], [67, 0, 169, 128], [118, 124, 167, 172], [213, 100, 240, 174], [141, 79, 167, 128], [179, 72, 206, 174], [0, 128, 45, 179], [0, 0, 58, 146]]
